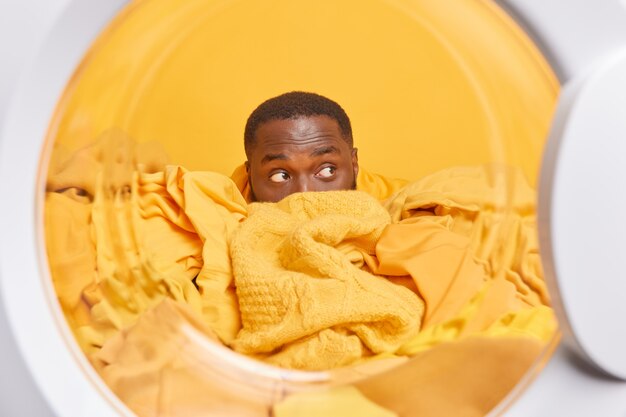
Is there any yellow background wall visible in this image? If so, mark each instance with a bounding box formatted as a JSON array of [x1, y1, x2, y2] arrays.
[[48, 0, 558, 184]]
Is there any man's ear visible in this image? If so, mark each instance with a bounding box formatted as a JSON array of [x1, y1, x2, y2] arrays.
[[351, 148, 359, 178]]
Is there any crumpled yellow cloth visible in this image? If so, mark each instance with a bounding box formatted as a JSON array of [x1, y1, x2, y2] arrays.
[[383, 164, 549, 311], [230, 191, 424, 369], [45, 136, 247, 352], [45, 139, 556, 417]]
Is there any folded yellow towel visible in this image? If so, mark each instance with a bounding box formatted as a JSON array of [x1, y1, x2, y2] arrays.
[[229, 190, 424, 369]]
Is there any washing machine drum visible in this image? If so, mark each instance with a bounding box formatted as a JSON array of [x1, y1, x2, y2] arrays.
[[2, 0, 626, 416]]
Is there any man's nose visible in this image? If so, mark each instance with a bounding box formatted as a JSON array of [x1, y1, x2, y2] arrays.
[[293, 176, 315, 193]]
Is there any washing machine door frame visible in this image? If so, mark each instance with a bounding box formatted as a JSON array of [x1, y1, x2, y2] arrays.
[[499, 0, 626, 380], [0, 2, 132, 416], [1, 1, 626, 416]]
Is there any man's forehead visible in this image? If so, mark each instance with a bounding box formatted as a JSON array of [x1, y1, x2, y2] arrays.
[[259, 144, 342, 165], [257, 115, 340, 137], [257, 134, 344, 149], [254, 116, 347, 150]]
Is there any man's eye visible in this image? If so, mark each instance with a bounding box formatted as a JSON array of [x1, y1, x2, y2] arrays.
[[316, 166, 336, 178], [269, 171, 290, 183]]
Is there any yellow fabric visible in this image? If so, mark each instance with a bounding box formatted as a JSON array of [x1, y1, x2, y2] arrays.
[[355, 335, 548, 417], [374, 221, 487, 328], [44, 190, 96, 335], [383, 164, 550, 307], [373, 164, 556, 356], [90, 298, 551, 417], [230, 191, 424, 370], [46, 149, 556, 416], [92, 299, 270, 417], [273, 386, 398, 417], [46, 137, 246, 352]]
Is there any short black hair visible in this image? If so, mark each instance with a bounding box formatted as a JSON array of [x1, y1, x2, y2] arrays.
[[244, 91, 353, 155]]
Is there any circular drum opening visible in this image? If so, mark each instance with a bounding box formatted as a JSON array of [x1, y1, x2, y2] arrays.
[[40, 0, 560, 415]]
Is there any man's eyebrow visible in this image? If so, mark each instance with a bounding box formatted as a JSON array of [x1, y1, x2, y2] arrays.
[[261, 153, 290, 165], [310, 145, 340, 157]]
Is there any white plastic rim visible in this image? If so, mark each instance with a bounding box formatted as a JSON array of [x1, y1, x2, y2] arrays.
[[0, 1, 132, 416], [539, 47, 626, 380]]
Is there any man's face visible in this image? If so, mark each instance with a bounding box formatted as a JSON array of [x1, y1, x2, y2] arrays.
[[246, 115, 359, 203]]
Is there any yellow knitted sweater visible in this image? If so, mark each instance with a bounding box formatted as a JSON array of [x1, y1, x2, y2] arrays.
[[229, 190, 424, 370]]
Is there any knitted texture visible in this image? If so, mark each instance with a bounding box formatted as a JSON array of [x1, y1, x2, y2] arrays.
[[229, 190, 424, 369]]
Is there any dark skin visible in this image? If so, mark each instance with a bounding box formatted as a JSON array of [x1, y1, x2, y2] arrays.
[[245, 115, 359, 203]]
